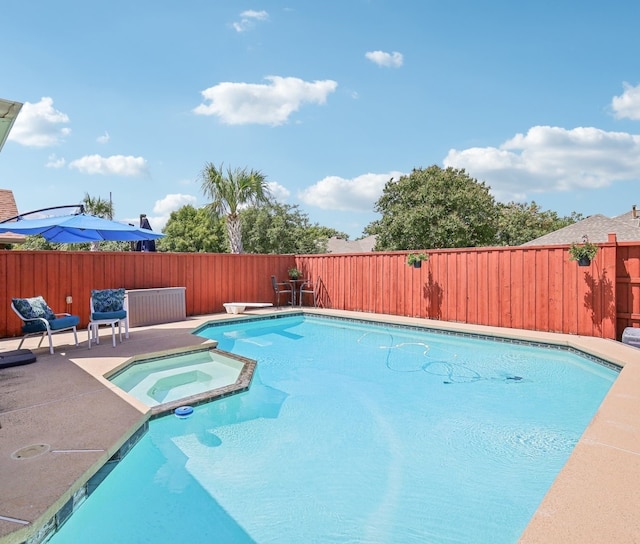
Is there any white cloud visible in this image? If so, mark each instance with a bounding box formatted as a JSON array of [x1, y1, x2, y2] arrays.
[[232, 9, 269, 32], [241, 9, 268, 19], [443, 125, 640, 202], [45, 154, 66, 169], [97, 131, 110, 144], [148, 193, 198, 231], [299, 171, 405, 212], [365, 50, 404, 68], [8, 97, 71, 147], [153, 193, 197, 215], [68, 154, 149, 176], [194, 76, 338, 126], [611, 82, 640, 120], [267, 181, 290, 202]]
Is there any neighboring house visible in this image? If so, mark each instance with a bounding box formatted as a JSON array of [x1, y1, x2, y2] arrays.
[[0, 189, 25, 246], [326, 235, 377, 253], [522, 205, 640, 246]]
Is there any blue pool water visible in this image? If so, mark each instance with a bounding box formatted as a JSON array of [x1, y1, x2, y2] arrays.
[[50, 315, 617, 543]]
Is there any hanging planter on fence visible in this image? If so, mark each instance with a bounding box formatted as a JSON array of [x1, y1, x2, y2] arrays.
[[406, 253, 428, 269], [568, 236, 598, 267]]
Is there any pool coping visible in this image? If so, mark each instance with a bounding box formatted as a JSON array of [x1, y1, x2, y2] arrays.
[[0, 308, 638, 543]]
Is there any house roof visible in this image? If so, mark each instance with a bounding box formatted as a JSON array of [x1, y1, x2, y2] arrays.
[[612, 209, 640, 227], [0, 189, 26, 244], [0, 98, 22, 153], [522, 208, 640, 246], [326, 235, 377, 253]]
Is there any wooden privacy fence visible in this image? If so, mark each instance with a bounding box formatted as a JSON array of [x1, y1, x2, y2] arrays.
[[0, 251, 295, 338], [1, 234, 637, 340], [295, 235, 619, 340]]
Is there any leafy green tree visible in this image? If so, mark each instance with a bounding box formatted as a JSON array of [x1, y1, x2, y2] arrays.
[[495, 201, 582, 246], [367, 166, 498, 250], [98, 240, 133, 251], [241, 202, 347, 254], [157, 205, 227, 253], [13, 236, 61, 251], [199, 163, 271, 253], [13, 234, 133, 251]]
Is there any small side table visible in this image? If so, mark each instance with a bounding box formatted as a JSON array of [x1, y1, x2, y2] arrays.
[[88, 319, 122, 349], [288, 279, 307, 306]]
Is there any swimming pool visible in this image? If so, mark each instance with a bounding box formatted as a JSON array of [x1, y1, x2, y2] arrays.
[[49, 314, 617, 543]]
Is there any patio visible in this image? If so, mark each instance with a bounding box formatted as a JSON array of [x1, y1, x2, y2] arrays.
[[0, 308, 639, 544]]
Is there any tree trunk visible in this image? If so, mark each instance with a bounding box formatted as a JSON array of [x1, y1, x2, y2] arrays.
[[227, 215, 244, 254]]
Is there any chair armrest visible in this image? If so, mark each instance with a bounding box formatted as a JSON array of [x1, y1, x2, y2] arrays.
[[54, 312, 72, 317], [18, 315, 48, 323], [19, 316, 52, 330]]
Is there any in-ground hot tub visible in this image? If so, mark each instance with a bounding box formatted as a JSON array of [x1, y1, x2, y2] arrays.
[[108, 346, 255, 416]]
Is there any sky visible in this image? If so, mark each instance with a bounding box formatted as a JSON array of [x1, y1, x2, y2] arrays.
[[2, 0, 640, 239]]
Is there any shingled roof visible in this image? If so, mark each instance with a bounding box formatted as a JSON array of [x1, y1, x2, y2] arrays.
[[522, 206, 640, 246], [0, 189, 26, 245], [326, 235, 377, 253]]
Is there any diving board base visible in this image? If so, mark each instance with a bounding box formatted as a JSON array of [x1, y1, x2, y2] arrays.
[[223, 303, 273, 315]]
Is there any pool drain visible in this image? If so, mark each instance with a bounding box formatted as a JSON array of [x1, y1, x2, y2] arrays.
[[11, 443, 51, 460]]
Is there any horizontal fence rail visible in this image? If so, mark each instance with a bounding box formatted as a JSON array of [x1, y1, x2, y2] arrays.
[[0, 236, 633, 340]]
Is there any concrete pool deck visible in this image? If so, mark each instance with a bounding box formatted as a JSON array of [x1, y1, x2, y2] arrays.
[[0, 308, 638, 543]]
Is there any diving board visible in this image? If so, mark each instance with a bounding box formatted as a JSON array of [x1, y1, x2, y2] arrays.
[[223, 303, 273, 315]]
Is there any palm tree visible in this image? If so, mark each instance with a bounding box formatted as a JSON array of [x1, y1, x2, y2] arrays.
[[83, 193, 114, 251], [83, 193, 114, 219], [199, 163, 271, 253]]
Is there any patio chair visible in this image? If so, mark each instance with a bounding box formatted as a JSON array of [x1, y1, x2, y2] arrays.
[[271, 275, 293, 308], [298, 276, 318, 307], [11, 296, 80, 354], [89, 288, 129, 348]]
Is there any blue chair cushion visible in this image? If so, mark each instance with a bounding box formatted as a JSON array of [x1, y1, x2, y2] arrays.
[[91, 310, 126, 321], [13, 296, 56, 321], [91, 288, 125, 313], [23, 315, 79, 334], [49, 315, 80, 331]]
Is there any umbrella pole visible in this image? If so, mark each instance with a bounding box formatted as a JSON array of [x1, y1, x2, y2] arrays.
[[0, 204, 84, 224]]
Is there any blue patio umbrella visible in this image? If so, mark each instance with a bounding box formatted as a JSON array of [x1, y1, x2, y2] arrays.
[[0, 213, 165, 244]]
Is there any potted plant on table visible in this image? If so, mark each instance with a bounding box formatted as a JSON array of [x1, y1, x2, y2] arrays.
[[406, 253, 429, 269], [288, 267, 302, 280], [568, 236, 598, 267]]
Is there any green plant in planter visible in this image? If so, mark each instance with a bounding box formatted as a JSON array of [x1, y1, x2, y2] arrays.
[[568, 236, 598, 265], [407, 253, 429, 268], [288, 267, 302, 279]]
